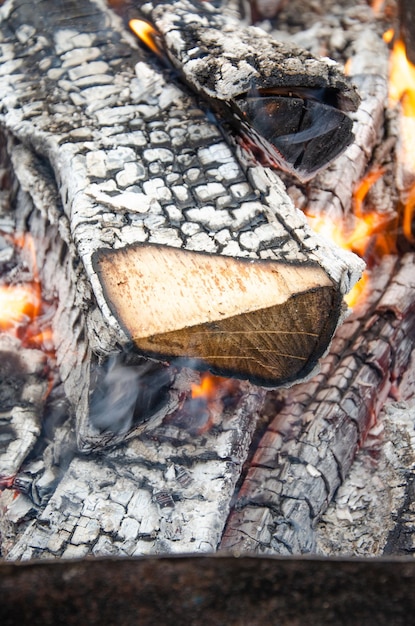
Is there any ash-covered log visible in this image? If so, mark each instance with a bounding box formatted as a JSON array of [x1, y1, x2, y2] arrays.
[[0, 0, 363, 448], [137, 0, 360, 182], [1, 0, 415, 563]]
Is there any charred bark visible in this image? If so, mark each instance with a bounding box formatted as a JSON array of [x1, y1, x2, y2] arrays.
[[220, 254, 415, 554], [1, 0, 415, 563], [0, 0, 364, 456]]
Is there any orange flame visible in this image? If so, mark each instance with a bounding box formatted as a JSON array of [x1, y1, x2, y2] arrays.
[[0, 284, 41, 331], [383, 28, 394, 45], [389, 38, 415, 118], [306, 167, 398, 307], [306, 168, 393, 259], [403, 185, 415, 244], [0, 234, 54, 354], [389, 37, 415, 243], [187, 372, 239, 434], [191, 372, 232, 401], [129, 19, 162, 56]]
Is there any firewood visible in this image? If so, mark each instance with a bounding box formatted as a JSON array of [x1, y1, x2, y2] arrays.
[[137, 0, 360, 182], [220, 254, 415, 555], [0, 0, 363, 407], [0, 335, 48, 480], [0, 2, 414, 559], [304, 29, 391, 222], [6, 377, 266, 560], [94, 243, 341, 385]]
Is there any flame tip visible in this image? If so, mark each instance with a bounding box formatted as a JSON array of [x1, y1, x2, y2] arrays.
[[129, 18, 162, 56]]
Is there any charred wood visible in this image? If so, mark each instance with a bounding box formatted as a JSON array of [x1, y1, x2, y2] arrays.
[[1, 0, 415, 564], [220, 254, 415, 555], [138, 0, 360, 182], [0, 0, 364, 456], [5, 380, 265, 560]]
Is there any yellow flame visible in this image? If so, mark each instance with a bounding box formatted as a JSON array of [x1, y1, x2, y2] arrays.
[[383, 28, 394, 44], [344, 272, 370, 309], [129, 19, 161, 56], [305, 167, 398, 308], [306, 168, 390, 257], [191, 373, 226, 400], [403, 185, 415, 244], [389, 38, 415, 117], [0, 233, 54, 353], [0, 284, 40, 331]]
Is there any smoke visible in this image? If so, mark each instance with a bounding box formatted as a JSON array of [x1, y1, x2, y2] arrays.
[[89, 354, 172, 435]]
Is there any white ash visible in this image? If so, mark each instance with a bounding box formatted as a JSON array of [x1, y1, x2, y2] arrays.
[[316, 400, 415, 557]]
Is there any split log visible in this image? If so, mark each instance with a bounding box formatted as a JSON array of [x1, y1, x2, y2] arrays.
[[0, 0, 363, 448], [137, 0, 360, 182], [220, 254, 415, 555], [255, 0, 393, 224]]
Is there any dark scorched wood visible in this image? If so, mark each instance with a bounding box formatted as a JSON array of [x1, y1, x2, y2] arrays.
[[220, 254, 415, 554]]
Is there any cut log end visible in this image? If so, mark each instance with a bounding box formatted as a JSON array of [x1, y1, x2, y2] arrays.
[[93, 244, 343, 386]]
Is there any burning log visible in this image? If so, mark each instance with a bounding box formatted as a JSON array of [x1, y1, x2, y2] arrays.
[[304, 28, 392, 225], [1, 0, 415, 564], [0, 0, 363, 451], [221, 254, 415, 555], [0, 335, 48, 481], [136, 0, 360, 182], [5, 377, 266, 560]]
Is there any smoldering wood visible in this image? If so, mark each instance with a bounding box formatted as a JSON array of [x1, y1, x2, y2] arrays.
[[303, 29, 392, 223], [0, 0, 363, 408], [317, 401, 415, 556], [137, 0, 360, 182], [0, 335, 48, 481], [5, 380, 265, 560], [220, 254, 415, 555]]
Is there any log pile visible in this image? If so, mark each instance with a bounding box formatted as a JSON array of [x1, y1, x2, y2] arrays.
[[0, 0, 415, 561]]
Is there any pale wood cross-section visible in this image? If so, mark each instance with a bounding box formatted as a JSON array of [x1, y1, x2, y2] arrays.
[[95, 244, 341, 385]]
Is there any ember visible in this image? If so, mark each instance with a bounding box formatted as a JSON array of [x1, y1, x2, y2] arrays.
[[0, 235, 54, 353]]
